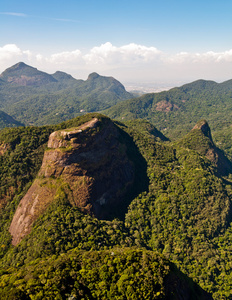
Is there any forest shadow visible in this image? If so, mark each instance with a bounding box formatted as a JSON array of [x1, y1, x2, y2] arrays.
[[104, 127, 149, 221]]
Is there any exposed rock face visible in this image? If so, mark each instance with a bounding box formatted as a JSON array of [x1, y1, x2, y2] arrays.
[[155, 100, 179, 112], [9, 117, 135, 245], [0, 143, 9, 155]]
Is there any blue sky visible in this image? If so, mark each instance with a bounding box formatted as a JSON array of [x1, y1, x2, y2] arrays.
[[1, 0, 232, 88]]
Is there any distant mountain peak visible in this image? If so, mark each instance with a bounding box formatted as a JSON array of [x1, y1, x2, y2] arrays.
[[11, 62, 30, 69], [0, 61, 57, 86], [0, 62, 36, 75], [87, 72, 100, 80], [52, 71, 77, 82]]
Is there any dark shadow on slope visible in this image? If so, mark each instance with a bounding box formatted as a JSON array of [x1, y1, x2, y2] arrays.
[[63, 118, 149, 221], [107, 127, 150, 221], [164, 262, 213, 300]]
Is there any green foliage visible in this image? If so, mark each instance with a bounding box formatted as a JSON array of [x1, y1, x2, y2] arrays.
[[0, 111, 24, 129], [1, 198, 133, 268], [0, 63, 133, 128], [1, 113, 232, 298], [123, 123, 232, 298], [0, 125, 54, 257], [0, 248, 209, 300], [104, 79, 232, 161]]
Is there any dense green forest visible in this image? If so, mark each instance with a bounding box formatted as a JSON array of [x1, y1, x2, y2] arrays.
[[2, 63, 232, 298], [0, 62, 132, 127], [0, 112, 232, 298], [0, 110, 24, 128], [104, 79, 232, 160]]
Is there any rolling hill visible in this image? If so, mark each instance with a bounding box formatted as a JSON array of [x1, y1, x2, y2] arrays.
[[104, 79, 232, 160]]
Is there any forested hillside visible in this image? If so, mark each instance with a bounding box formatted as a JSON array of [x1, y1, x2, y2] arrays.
[[0, 62, 132, 127], [0, 110, 24, 129], [104, 79, 232, 160], [0, 113, 232, 298]]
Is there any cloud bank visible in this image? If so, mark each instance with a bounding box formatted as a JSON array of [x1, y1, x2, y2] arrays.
[[1, 42, 232, 84]]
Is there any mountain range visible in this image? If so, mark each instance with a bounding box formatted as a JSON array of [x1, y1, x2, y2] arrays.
[[103, 78, 232, 160], [0, 62, 132, 127], [1, 63, 232, 298], [2, 62, 232, 163]]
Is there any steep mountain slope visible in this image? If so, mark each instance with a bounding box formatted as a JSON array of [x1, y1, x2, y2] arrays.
[[1, 113, 232, 298], [0, 110, 24, 129], [9, 116, 142, 245], [104, 79, 232, 159], [123, 120, 232, 298], [175, 119, 232, 176], [0, 63, 133, 126]]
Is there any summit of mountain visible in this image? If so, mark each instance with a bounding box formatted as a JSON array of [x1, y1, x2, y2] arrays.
[[0, 62, 57, 86], [178, 79, 218, 93], [175, 120, 232, 176], [192, 119, 213, 140], [9, 114, 148, 245], [87, 72, 100, 80], [51, 70, 78, 83]]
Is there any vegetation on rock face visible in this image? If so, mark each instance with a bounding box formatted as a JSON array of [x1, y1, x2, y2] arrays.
[[1, 112, 232, 298]]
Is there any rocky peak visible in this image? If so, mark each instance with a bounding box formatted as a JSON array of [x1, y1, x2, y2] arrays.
[[192, 119, 212, 141], [9, 117, 135, 245], [48, 117, 99, 148], [178, 120, 232, 176]]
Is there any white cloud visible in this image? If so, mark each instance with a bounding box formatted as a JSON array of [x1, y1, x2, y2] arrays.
[[0, 44, 31, 63], [49, 49, 82, 64], [0, 44, 21, 58], [165, 49, 232, 64], [50, 18, 80, 23], [84, 42, 162, 65], [1, 43, 232, 84], [0, 12, 27, 17]]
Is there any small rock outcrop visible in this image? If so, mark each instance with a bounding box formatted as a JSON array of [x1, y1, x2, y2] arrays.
[[192, 119, 213, 141], [9, 117, 135, 245], [181, 120, 232, 176], [0, 143, 9, 155]]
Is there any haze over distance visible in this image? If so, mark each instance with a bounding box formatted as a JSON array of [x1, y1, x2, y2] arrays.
[[1, 0, 232, 92]]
